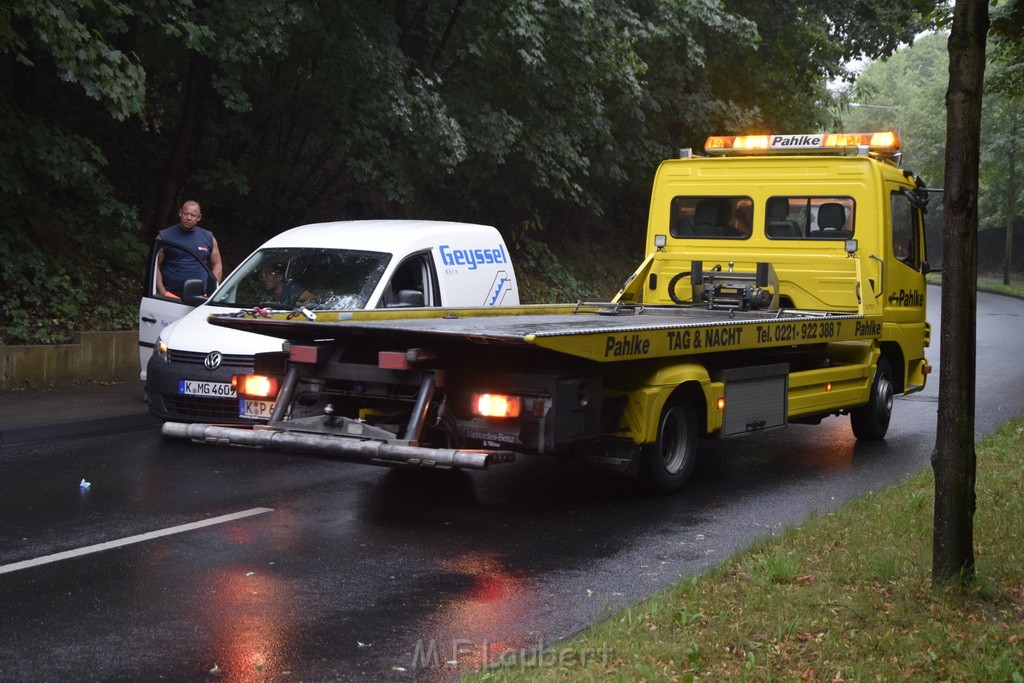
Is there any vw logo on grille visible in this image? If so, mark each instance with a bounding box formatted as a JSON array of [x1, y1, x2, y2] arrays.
[[204, 351, 223, 370]]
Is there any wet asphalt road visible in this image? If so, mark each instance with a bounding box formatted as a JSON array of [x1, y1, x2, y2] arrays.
[[1, 290, 1022, 681]]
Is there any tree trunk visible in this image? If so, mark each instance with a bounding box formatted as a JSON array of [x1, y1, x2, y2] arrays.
[[932, 0, 988, 585], [1004, 109, 1017, 286], [149, 52, 211, 236]]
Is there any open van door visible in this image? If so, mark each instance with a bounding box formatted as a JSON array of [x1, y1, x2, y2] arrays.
[[138, 240, 217, 380]]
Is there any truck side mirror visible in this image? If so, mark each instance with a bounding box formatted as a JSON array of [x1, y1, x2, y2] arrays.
[[903, 187, 929, 208]]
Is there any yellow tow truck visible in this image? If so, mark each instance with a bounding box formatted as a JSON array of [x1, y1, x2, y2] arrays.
[[165, 131, 932, 493]]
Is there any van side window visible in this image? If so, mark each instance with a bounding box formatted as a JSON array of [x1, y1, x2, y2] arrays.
[[147, 240, 216, 301], [890, 191, 919, 269], [381, 252, 437, 308], [670, 196, 753, 239], [765, 196, 855, 239]]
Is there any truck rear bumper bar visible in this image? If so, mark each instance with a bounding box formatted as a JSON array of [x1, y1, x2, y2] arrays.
[[162, 422, 516, 470]]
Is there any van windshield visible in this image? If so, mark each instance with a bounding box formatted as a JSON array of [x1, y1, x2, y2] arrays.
[[209, 247, 391, 310]]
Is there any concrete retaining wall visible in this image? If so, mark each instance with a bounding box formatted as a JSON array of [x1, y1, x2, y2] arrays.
[[0, 331, 139, 389]]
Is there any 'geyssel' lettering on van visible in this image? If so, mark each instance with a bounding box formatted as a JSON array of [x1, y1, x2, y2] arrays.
[[439, 244, 509, 271]]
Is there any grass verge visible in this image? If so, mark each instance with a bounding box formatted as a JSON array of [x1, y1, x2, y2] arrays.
[[472, 417, 1024, 681], [927, 272, 1024, 299]]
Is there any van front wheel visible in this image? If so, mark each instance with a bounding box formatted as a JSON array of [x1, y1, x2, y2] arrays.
[[642, 400, 698, 494]]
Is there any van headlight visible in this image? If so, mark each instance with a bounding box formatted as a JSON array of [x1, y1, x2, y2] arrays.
[[155, 339, 170, 362]]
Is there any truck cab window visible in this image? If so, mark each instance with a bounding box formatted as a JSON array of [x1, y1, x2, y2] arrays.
[[670, 196, 753, 239], [766, 196, 856, 239], [890, 192, 920, 270]]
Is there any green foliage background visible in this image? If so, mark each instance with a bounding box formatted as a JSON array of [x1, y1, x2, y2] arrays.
[[838, 25, 1024, 275], [0, 0, 955, 343]]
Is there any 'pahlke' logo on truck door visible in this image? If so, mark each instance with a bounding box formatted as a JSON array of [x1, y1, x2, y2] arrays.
[[887, 289, 924, 307]]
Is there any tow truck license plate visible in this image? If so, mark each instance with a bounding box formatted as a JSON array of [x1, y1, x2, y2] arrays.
[[179, 380, 236, 398], [239, 399, 275, 420]]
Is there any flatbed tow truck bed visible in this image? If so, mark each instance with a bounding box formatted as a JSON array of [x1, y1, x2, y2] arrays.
[[166, 301, 877, 474], [208, 302, 874, 362]]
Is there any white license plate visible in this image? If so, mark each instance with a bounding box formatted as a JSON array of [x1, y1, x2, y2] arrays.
[[179, 380, 236, 398], [239, 398, 275, 420]]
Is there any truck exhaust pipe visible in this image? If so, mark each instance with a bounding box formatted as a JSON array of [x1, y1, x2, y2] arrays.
[[162, 422, 514, 470]]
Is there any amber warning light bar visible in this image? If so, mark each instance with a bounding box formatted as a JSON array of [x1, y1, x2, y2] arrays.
[[704, 132, 899, 158]]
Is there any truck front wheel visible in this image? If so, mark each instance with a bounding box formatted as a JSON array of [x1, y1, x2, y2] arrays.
[[851, 358, 893, 440], [643, 400, 698, 493]]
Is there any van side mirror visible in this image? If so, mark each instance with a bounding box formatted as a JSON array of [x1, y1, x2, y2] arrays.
[[181, 279, 209, 306], [389, 289, 425, 308]]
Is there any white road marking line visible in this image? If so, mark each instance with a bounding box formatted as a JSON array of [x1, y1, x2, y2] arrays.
[[0, 507, 274, 575]]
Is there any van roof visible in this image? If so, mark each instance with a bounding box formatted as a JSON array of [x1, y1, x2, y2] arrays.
[[260, 220, 501, 253]]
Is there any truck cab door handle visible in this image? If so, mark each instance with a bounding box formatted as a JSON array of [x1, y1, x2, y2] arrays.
[[868, 254, 885, 299], [141, 315, 157, 324]]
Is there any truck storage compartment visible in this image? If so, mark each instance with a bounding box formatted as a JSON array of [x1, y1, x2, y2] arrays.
[[714, 363, 789, 437]]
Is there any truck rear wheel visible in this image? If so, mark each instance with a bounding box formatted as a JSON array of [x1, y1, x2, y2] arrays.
[[851, 358, 893, 441], [643, 400, 698, 494]]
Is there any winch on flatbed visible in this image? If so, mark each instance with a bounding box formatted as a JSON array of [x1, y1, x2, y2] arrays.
[[164, 131, 932, 493]]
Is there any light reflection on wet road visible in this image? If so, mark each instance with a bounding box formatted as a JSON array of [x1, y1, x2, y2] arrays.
[[0, 290, 1022, 681]]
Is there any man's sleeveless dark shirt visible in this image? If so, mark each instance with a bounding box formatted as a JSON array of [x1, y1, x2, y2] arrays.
[[159, 224, 214, 294]]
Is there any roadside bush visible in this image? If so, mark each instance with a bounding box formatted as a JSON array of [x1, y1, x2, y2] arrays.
[[0, 232, 144, 345], [511, 224, 637, 304]]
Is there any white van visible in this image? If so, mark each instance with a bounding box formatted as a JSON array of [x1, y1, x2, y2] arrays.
[[139, 220, 519, 423]]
